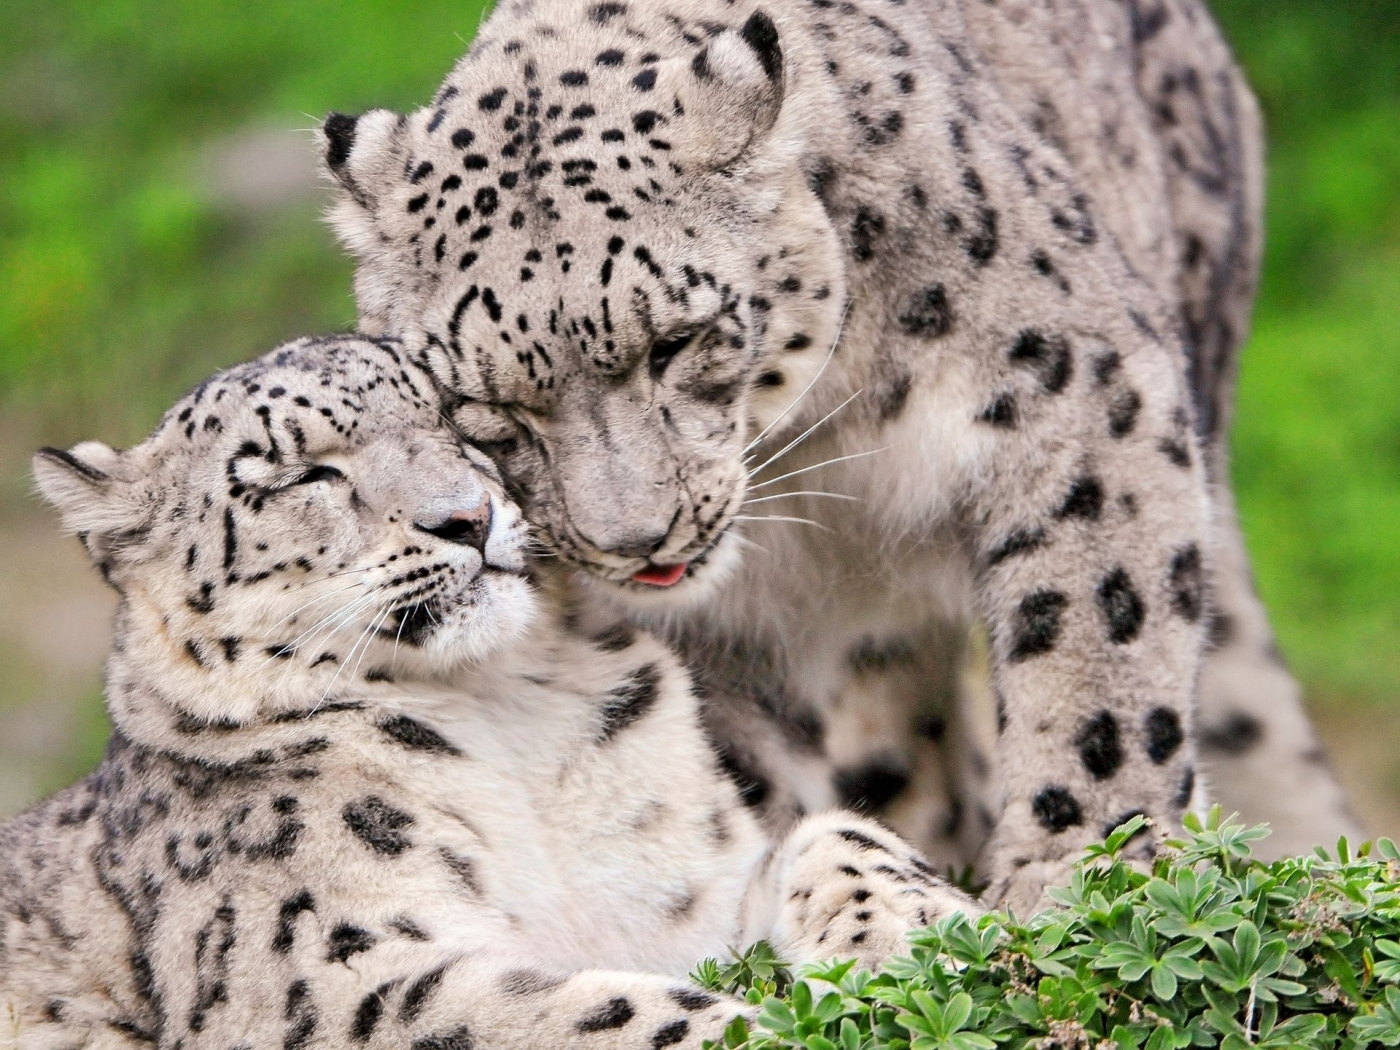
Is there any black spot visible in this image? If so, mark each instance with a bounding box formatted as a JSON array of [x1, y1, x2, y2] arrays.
[[965, 207, 999, 264], [1144, 707, 1184, 764], [187, 581, 216, 614], [1076, 711, 1123, 779], [327, 923, 376, 963], [400, 965, 449, 1023], [632, 110, 661, 134], [1098, 568, 1145, 643], [1199, 711, 1263, 756], [668, 988, 718, 1011], [407, 193, 429, 213], [378, 715, 461, 757], [1173, 766, 1196, 807], [987, 527, 1045, 566], [1057, 476, 1104, 520], [479, 88, 508, 111], [978, 393, 1017, 427], [739, 11, 784, 83], [633, 68, 657, 91], [577, 997, 635, 1032], [1032, 786, 1084, 832], [836, 828, 891, 852], [850, 207, 885, 261], [590, 3, 628, 23], [1168, 545, 1204, 622], [271, 889, 315, 952], [651, 1019, 690, 1049], [1009, 590, 1068, 662], [411, 1026, 474, 1050], [833, 756, 911, 812], [1159, 438, 1191, 468], [1010, 330, 1073, 393], [560, 70, 589, 87], [450, 128, 475, 149], [409, 161, 434, 183], [352, 984, 390, 1041], [473, 186, 498, 216], [342, 796, 415, 856], [1108, 389, 1142, 437], [284, 980, 317, 1050], [784, 333, 812, 351], [597, 48, 626, 66], [598, 663, 661, 741], [756, 370, 785, 388], [462, 153, 489, 170], [897, 284, 953, 337]]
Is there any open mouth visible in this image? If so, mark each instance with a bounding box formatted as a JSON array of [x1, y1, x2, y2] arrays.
[[630, 563, 688, 587]]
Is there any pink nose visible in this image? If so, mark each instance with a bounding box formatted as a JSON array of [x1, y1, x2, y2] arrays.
[[414, 498, 493, 553]]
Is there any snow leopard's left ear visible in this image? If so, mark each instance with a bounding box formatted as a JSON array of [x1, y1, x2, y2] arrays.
[[319, 108, 408, 210], [666, 10, 788, 170]]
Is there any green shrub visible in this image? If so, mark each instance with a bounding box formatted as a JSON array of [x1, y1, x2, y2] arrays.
[[695, 809, 1400, 1049]]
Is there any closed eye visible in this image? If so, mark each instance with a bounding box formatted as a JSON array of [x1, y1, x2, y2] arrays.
[[293, 465, 345, 485], [648, 331, 697, 379]]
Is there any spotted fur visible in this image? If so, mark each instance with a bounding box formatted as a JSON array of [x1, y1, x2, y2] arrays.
[[2, 336, 977, 1046], [320, 0, 1358, 912]]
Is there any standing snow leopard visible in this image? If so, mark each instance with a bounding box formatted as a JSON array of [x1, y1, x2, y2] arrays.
[[2, 336, 977, 1048], [317, 0, 1358, 912]]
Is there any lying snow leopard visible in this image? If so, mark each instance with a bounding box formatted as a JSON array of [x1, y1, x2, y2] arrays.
[[317, 0, 1359, 909], [1, 335, 977, 1048]]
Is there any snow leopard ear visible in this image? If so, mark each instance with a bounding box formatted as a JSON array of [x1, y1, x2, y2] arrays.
[[671, 11, 786, 170], [33, 442, 145, 546], [319, 108, 408, 209]]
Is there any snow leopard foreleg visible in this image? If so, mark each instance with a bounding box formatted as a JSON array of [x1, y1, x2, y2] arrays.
[[745, 811, 981, 971]]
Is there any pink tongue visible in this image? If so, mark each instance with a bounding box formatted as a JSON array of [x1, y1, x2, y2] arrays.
[[631, 563, 687, 587]]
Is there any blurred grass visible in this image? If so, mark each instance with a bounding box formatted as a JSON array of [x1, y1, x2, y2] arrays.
[[0, 2, 1395, 725]]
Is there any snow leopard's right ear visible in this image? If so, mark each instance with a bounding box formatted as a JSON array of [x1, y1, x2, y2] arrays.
[[33, 443, 149, 562], [319, 109, 407, 210]]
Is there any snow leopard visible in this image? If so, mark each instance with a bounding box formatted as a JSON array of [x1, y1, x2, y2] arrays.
[[1, 335, 977, 1048], [316, 0, 1360, 912]]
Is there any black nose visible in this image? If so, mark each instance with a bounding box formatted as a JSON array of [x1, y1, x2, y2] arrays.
[[415, 499, 492, 554]]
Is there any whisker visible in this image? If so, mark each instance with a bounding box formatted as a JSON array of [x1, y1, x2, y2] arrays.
[[741, 490, 862, 506], [746, 388, 864, 480], [743, 298, 851, 457], [733, 514, 832, 532], [271, 582, 367, 631], [746, 446, 890, 491]]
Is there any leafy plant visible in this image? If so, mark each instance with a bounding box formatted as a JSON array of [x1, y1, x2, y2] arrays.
[[694, 809, 1400, 1050]]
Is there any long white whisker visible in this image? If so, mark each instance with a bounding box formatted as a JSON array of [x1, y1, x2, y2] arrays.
[[288, 591, 379, 652], [743, 299, 851, 456], [747, 389, 863, 480], [741, 490, 862, 506], [349, 604, 395, 684], [321, 602, 391, 705], [733, 514, 832, 532], [272, 582, 367, 631], [746, 447, 890, 491]]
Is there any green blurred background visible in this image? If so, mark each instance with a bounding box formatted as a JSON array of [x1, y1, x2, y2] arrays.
[[0, 1, 1396, 825]]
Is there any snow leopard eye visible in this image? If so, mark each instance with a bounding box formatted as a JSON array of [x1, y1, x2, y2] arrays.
[[292, 464, 345, 486], [648, 330, 699, 379]]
